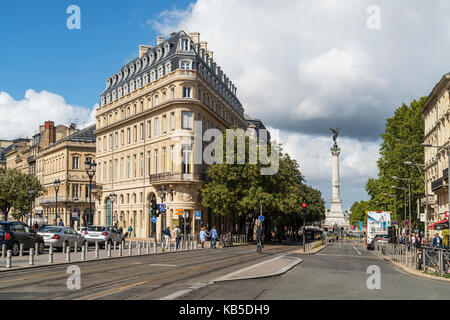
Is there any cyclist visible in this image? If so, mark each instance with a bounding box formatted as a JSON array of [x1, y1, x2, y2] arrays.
[[256, 226, 264, 253]]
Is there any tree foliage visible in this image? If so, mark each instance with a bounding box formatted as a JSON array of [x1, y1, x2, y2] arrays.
[[350, 97, 427, 229], [0, 168, 44, 221], [201, 131, 325, 236]]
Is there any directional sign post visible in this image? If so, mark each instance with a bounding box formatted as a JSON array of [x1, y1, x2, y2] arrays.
[[195, 211, 202, 220], [259, 216, 265, 222], [152, 216, 157, 224], [403, 220, 409, 228]]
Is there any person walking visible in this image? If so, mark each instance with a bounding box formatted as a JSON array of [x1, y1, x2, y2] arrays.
[[432, 233, 443, 247], [173, 225, 181, 249], [128, 225, 133, 238], [163, 227, 171, 249], [210, 226, 218, 249], [199, 227, 208, 248], [118, 226, 123, 235], [58, 219, 64, 226]]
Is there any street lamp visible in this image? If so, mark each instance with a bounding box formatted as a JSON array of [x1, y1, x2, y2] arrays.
[[110, 192, 117, 226], [28, 188, 34, 227], [422, 143, 450, 246], [54, 179, 60, 226], [157, 186, 167, 241], [404, 161, 427, 243], [391, 185, 406, 237], [392, 176, 411, 235], [85, 159, 97, 227]]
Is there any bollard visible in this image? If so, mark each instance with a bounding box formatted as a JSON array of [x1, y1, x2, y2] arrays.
[[29, 248, 34, 265], [105, 241, 108, 251], [146, 242, 150, 254], [114, 241, 117, 251], [108, 244, 112, 257], [19, 243, 24, 257], [49, 246, 54, 264], [168, 241, 172, 252], [95, 242, 99, 259], [6, 250, 12, 268], [135, 240, 138, 249], [35, 243, 39, 256], [66, 246, 71, 262], [128, 242, 132, 255], [81, 246, 86, 260], [190, 240, 193, 250], [1, 244, 5, 258], [85, 242, 89, 253], [62, 242, 67, 255], [74, 242, 78, 253], [138, 243, 142, 255], [119, 243, 123, 257]]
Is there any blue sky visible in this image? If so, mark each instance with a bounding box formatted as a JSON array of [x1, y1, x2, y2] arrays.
[[0, 0, 192, 110]]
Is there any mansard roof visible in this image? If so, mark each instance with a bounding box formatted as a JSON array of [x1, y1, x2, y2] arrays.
[[101, 30, 244, 115], [55, 124, 96, 145]]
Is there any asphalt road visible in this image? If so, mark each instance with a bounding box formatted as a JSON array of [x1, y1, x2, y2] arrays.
[[182, 241, 450, 300], [0, 244, 293, 300], [1, 241, 449, 300]]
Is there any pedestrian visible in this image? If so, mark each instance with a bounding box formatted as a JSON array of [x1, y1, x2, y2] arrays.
[[53, 219, 57, 226], [58, 219, 64, 226], [199, 227, 208, 248], [210, 226, 218, 249], [128, 225, 133, 238], [33, 222, 39, 231], [163, 227, 171, 249], [432, 233, 443, 247], [118, 226, 123, 235], [173, 225, 181, 249], [411, 233, 417, 247]]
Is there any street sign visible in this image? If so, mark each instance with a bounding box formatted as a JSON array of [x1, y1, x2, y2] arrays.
[[403, 220, 409, 227], [195, 211, 202, 220], [152, 216, 157, 224], [420, 213, 426, 222], [158, 204, 166, 212], [259, 216, 265, 222], [72, 207, 79, 218], [182, 211, 189, 219], [394, 221, 398, 226], [175, 209, 184, 216]]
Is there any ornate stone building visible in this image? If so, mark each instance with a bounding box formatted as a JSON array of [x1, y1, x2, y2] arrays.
[[422, 73, 450, 230], [95, 30, 247, 239]]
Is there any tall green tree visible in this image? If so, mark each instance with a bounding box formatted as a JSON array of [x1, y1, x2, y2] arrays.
[[0, 168, 44, 221], [365, 97, 426, 228]]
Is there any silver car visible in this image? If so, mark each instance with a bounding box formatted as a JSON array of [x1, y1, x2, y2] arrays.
[[84, 225, 124, 247], [37, 226, 86, 252]]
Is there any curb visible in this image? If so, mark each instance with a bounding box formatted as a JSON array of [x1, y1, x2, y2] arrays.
[[380, 255, 450, 283], [295, 244, 328, 255], [212, 253, 303, 283]]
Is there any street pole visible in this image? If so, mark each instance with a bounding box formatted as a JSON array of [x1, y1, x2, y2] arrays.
[[417, 198, 421, 243], [408, 180, 411, 236], [425, 169, 428, 243], [88, 176, 92, 227]]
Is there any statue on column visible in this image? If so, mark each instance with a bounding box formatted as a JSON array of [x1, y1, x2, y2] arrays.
[[330, 128, 340, 148]]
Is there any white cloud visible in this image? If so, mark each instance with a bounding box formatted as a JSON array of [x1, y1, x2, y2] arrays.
[[0, 90, 94, 139]]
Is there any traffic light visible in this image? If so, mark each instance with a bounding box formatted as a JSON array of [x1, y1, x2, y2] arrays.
[[301, 203, 307, 215], [151, 201, 158, 217]]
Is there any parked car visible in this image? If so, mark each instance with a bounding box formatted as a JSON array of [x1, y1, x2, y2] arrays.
[[0, 221, 45, 256], [84, 225, 124, 247], [37, 226, 86, 252], [77, 227, 88, 236], [368, 234, 389, 250]]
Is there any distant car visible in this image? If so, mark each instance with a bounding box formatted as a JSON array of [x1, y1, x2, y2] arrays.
[[368, 234, 389, 250], [77, 227, 88, 236], [84, 225, 124, 247], [0, 221, 45, 256], [37, 226, 86, 252]]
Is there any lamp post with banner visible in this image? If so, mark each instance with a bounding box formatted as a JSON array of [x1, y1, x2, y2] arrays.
[[85, 159, 96, 227], [157, 186, 167, 240]]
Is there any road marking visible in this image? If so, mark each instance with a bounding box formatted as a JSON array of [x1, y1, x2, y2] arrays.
[[77, 280, 151, 300], [160, 282, 208, 300], [150, 264, 177, 267], [353, 246, 362, 256]]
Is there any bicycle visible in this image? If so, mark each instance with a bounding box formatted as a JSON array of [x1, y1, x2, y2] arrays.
[[256, 240, 263, 254]]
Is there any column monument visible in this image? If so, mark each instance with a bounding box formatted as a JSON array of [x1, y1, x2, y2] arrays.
[[324, 128, 350, 229]]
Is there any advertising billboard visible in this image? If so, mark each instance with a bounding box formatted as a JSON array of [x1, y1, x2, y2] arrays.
[[366, 211, 391, 248]]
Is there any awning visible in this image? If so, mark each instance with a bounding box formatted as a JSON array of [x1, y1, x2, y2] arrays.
[[428, 219, 449, 230]]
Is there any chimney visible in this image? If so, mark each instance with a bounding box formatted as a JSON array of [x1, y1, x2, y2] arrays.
[[200, 41, 208, 52], [189, 32, 200, 44], [139, 45, 153, 58], [157, 36, 164, 45], [207, 50, 214, 60], [44, 121, 55, 144]]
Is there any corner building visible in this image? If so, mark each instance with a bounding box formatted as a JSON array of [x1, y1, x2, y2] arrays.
[[95, 31, 247, 239]]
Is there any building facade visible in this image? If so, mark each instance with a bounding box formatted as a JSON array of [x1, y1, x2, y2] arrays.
[[5, 121, 96, 227], [422, 73, 450, 232], [95, 31, 247, 239]]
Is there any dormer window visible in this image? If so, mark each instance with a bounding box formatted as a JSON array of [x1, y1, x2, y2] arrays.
[[164, 43, 170, 56], [157, 47, 162, 60], [180, 61, 191, 70], [181, 39, 189, 51]]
